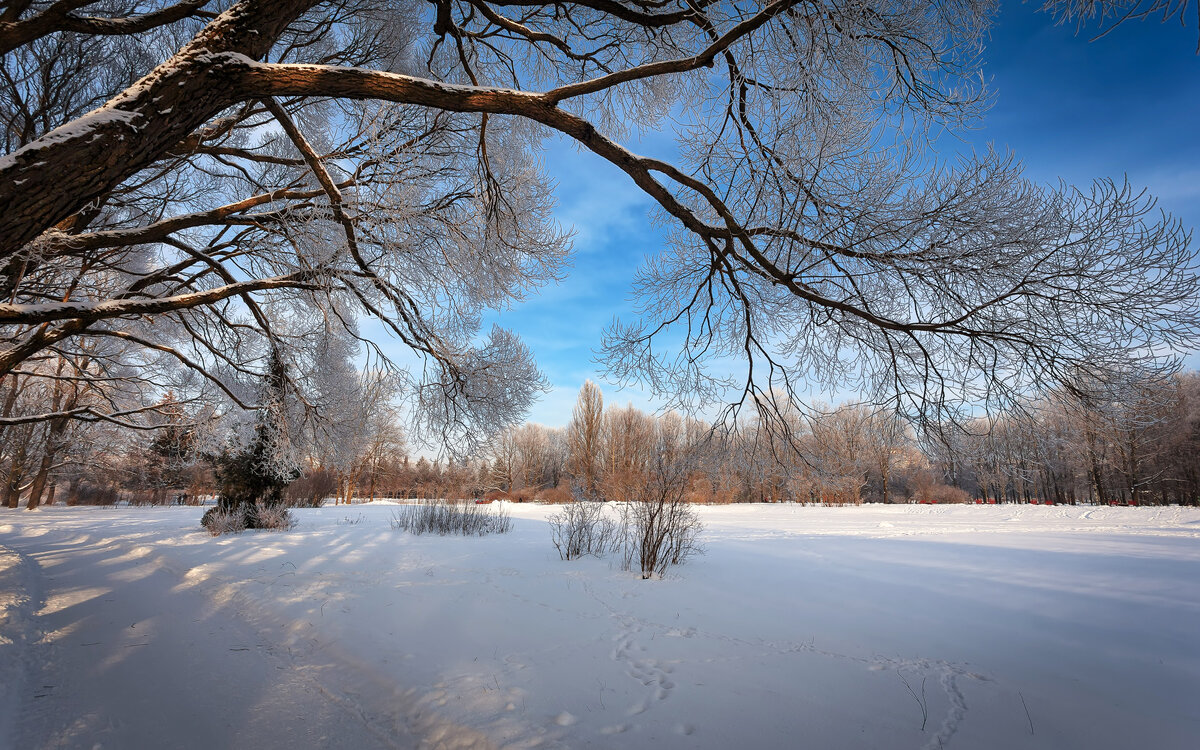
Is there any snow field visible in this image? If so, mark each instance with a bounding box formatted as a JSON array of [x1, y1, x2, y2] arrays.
[[2, 503, 1198, 749]]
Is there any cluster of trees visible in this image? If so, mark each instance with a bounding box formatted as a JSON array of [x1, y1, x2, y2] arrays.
[[485, 381, 957, 506], [0, 363, 203, 510], [0, 328, 413, 509], [931, 373, 1200, 506], [487, 375, 1200, 507]]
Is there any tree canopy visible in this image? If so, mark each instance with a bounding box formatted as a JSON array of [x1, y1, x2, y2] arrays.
[[1, 0, 1196, 450]]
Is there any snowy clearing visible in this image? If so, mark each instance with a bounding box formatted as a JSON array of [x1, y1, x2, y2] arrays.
[[2, 503, 1198, 750]]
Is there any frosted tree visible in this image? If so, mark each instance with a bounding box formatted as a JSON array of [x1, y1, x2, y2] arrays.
[[303, 324, 403, 503], [204, 348, 300, 530], [0, 0, 1196, 443]]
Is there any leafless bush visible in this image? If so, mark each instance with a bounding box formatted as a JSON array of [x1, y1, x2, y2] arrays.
[[611, 443, 705, 579], [909, 469, 973, 504], [619, 492, 704, 579], [390, 500, 512, 536], [548, 501, 617, 560], [509, 487, 538, 503], [536, 485, 575, 504], [256, 505, 297, 531], [203, 508, 246, 537], [67, 484, 120, 506], [285, 468, 335, 508], [202, 502, 294, 535], [923, 484, 972, 504]]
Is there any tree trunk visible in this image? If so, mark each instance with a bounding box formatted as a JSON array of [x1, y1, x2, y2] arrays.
[[1086, 429, 1108, 504], [25, 450, 52, 510], [880, 455, 891, 505], [28, 378, 70, 511], [66, 475, 81, 505], [5, 449, 26, 508], [0, 375, 21, 446]]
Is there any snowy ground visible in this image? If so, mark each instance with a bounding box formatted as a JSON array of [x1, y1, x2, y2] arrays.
[[2, 503, 1198, 750]]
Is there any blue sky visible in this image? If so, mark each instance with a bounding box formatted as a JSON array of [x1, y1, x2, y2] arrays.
[[479, 2, 1200, 428]]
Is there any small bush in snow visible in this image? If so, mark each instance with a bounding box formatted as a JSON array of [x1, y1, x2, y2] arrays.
[[256, 505, 296, 531], [390, 500, 512, 536], [202, 508, 246, 536], [616, 491, 704, 579], [202, 503, 294, 535], [610, 444, 705, 579], [548, 501, 617, 560]]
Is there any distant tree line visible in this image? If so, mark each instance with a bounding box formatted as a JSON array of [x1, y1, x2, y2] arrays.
[[3, 371, 1197, 509], [930, 374, 1200, 506], [482, 381, 954, 506], [484, 375, 1200, 507]]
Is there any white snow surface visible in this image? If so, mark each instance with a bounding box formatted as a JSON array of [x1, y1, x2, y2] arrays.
[[1, 503, 1198, 749]]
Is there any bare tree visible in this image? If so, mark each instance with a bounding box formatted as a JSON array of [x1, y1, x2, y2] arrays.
[[510, 422, 552, 491], [487, 424, 518, 493], [303, 323, 402, 503], [565, 380, 604, 499], [600, 403, 656, 502]]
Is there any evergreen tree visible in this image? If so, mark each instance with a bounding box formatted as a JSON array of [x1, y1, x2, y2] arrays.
[[202, 350, 299, 531]]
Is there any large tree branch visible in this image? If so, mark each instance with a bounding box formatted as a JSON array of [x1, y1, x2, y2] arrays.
[[0, 273, 320, 326], [0, 0, 320, 259], [0, 0, 765, 262], [0, 401, 177, 428], [0, 0, 214, 57], [47, 185, 343, 255], [232, 58, 950, 339]]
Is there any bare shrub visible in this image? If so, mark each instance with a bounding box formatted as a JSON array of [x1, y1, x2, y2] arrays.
[[611, 442, 705, 579], [286, 468, 335, 508], [909, 469, 973, 504], [201, 502, 294, 535], [256, 505, 297, 531], [510, 487, 538, 503], [390, 499, 512, 536], [619, 491, 704, 579], [555, 417, 709, 577], [68, 483, 120, 506], [202, 508, 246, 537], [548, 501, 617, 560], [921, 484, 972, 504], [536, 485, 574, 504]]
